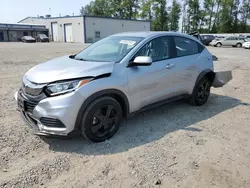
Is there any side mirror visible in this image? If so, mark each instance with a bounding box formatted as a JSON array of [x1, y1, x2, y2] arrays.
[[129, 56, 153, 67]]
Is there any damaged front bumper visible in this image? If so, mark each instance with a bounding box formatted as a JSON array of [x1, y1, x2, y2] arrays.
[[212, 71, 233, 88]]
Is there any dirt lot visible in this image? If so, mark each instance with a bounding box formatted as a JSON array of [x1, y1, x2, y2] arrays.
[[0, 42, 250, 188]]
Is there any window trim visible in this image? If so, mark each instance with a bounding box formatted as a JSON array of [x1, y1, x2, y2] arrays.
[[172, 36, 201, 58], [129, 36, 175, 64]]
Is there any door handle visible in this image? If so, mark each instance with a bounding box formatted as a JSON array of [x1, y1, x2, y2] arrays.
[[165, 64, 175, 69]]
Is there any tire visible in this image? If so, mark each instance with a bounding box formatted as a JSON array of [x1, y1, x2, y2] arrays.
[[216, 43, 222, 47], [189, 77, 211, 106], [236, 43, 242, 48], [80, 96, 123, 142]]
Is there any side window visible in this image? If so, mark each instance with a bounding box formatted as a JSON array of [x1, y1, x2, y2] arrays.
[[134, 37, 171, 62], [174, 37, 199, 57]]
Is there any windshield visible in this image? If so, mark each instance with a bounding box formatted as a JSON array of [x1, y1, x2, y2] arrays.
[[24, 36, 34, 39], [39, 34, 47, 38], [75, 36, 143, 62]]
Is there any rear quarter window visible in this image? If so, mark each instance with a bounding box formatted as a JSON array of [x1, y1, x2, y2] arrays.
[[174, 37, 202, 57]]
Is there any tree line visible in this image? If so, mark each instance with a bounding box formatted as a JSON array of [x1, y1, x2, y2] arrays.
[[80, 0, 250, 33]]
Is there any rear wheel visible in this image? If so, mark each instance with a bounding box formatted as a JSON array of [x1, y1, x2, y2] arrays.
[[80, 96, 123, 142], [189, 77, 211, 106], [236, 43, 242, 48]]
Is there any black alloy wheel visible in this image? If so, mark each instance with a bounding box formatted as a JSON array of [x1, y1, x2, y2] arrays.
[[91, 105, 118, 138], [189, 77, 211, 106], [81, 96, 123, 142], [197, 82, 210, 104]]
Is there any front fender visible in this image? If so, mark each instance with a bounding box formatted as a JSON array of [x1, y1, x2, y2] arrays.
[[212, 71, 232, 88]]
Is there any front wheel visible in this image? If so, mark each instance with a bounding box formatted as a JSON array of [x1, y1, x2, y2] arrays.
[[189, 77, 211, 106], [80, 96, 123, 142], [216, 43, 222, 47]]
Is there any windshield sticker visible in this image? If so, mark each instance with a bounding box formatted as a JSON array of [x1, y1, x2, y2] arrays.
[[119, 40, 136, 45]]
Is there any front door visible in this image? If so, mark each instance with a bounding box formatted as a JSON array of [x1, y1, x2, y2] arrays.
[[127, 36, 176, 111]]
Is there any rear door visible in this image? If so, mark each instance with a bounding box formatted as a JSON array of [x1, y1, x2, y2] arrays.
[[171, 36, 205, 95], [230, 37, 238, 46], [127, 36, 176, 111]]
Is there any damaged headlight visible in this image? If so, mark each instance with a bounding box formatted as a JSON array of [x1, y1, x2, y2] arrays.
[[45, 78, 93, 96]]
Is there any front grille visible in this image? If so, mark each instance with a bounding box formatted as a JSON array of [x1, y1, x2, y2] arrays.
[[24, 86, 43, 96], [40, 117, 65, 128], [22, 77, 45, 96], [24, 101, 38, 113]]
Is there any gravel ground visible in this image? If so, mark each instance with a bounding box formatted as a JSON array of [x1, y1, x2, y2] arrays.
[[0, 42, 250, 188]]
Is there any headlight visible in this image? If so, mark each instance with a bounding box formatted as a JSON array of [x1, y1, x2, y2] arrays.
[[45, 78, 92, 96]]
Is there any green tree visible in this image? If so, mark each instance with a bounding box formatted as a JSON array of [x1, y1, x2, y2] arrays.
[[152, 0, 169, 31], [231, 0, 240, 32], [109, 0, 124, 18], [219, 0, 234, 33], [169, 0, 181, 31], [203, 0, 216, 32], [188, 0, 201, 31], [120, 0, 140, 19], [140, 0, 153, 20], [211, 0, 221, 32], [239, 0, 250, 32], [181, 0, 188, 32], [80, 0, 112, 17]]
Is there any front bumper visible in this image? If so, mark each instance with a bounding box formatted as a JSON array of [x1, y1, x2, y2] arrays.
[[15, 89, 84, 136]]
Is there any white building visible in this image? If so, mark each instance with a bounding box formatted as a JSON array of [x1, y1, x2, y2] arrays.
[[19, 16, 151, 43]]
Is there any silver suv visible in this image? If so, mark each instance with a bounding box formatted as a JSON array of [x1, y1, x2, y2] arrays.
[[15, 32, 232, 142], [210, 36, 246, 47]]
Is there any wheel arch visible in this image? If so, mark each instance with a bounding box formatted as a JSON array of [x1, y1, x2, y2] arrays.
[[195, 69, 215, 86], [74, 89, 130, 130]]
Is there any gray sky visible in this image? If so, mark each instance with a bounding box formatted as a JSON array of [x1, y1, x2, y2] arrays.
[[1, 0, 92, 23]]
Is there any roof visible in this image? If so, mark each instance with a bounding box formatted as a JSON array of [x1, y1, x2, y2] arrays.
[[0, 22, 46, 27], [18, 15, 151, 23], [0, 22, 45, 26], [0, 23, 48, 31], [113, 31, 197, 39]]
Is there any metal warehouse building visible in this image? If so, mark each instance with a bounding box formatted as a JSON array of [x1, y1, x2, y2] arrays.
[[18, 16, 151, 43], [0, 23, 48, 42]]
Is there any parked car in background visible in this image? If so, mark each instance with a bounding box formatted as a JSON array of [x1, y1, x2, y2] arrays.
[[243, 40, 250, 49], [36, 34, 49, 42], [21, 36, 36, 43], [210, 36, 246, 47], [201, 35, 215, 45], [244, 35, 250, 40]]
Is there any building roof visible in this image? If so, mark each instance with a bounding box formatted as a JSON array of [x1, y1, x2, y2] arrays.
[[0, 22, 45, 26], [0, 23, 48, 31], [18, 15, 151, 23]]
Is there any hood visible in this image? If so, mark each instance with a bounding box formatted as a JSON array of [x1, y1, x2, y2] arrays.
[[25, 56, 115, 84], [243, 41, 250, 44]]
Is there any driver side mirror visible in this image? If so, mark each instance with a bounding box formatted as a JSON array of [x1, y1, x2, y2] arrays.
[[129, 56, 153, 67]]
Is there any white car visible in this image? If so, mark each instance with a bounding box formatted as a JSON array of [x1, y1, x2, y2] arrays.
[[243, 41, 250, 49]]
